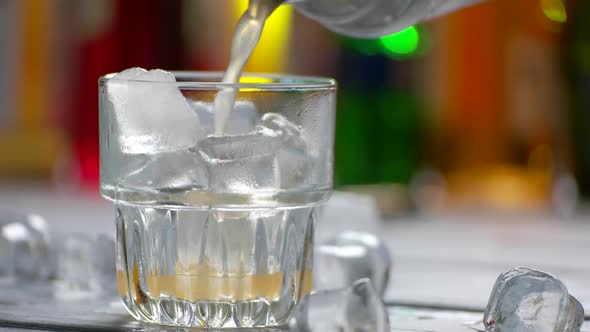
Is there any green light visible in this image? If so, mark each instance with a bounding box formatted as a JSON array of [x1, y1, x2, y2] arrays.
[[541, 0, 567, 23], [379, 26, 420, 56], [341, 37, 383, 56]]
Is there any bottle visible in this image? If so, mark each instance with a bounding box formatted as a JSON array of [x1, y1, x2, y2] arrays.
[[292, 0, 484, 38], [564, 0, 590, 198]]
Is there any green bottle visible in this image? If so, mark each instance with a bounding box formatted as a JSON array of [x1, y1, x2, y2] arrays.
[[565, 0, 590, 197]]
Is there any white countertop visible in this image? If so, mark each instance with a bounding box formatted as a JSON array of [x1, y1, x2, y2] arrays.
[[1, 184, 589, 316]]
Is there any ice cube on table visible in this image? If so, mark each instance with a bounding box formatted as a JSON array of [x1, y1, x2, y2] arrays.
[[54, 233, 116, 300], [121, 150, 208, 192], [484, 267, 585, 332], [314, 231, 392, 296], [291, 279, 390, 332], [107, 68, 200, 154], [197, 126, 283, 193], [0, 213, 52, 280], [316, 192, 381, 244], [260, 113, 312, 188]]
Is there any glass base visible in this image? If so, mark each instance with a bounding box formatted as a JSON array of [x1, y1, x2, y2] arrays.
[[121, 296, 293, 328], [115, 203, 316, 328]]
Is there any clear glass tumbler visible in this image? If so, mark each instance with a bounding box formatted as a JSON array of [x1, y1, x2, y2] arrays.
[[98, 71, 336, 328]]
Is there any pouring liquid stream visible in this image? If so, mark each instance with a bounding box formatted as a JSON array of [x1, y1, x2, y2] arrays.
[[213, 0, 285, 135]]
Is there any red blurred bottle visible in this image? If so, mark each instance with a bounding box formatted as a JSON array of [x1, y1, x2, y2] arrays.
[[69, 0, 183, 191]]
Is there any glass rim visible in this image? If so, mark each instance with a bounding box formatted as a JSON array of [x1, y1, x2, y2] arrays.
[[99, 71, 337, 91]]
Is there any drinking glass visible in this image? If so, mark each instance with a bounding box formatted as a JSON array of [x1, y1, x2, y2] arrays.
[[98, 71, 336, 328]]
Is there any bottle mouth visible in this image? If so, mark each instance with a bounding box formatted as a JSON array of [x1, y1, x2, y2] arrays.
[[247, 0, 288, 19]]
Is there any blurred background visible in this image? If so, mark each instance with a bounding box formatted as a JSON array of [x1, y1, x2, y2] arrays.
[[1, 0, 589, 218]]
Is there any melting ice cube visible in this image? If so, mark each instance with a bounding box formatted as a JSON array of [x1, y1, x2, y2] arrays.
[[107, 68, 200, 154], [54, 233, 116, 300], [121, 150, 208, 192], [484, 267, 584, 332], [260, 113, 312, 188], [314, 231, 392, 296], [0, 213, 52, 280], [316, 192, 381, 244], [189, 100, 258, 135], [197, 126, 283, 193], [291, 279, 390, 332]]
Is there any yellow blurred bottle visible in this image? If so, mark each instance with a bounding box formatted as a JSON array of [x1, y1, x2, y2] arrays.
[[0, 0, 64, 178]]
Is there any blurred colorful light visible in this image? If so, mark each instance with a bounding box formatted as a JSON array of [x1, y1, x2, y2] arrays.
[[541, 0, 567, 23], [239, 76, 274, 84], [379, 26, 420, 56]]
